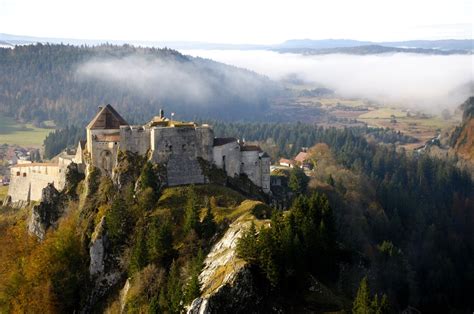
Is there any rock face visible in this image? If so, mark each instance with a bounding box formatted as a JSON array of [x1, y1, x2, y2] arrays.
[[90, 216, 107, 277], [27, 183, 62, 240], [188, 215, 266, 313], [451, 97, 474, 161], [84, 216, 122, 313]]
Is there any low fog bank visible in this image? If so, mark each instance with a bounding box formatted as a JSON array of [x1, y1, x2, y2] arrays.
[[183, 49, 474, 113], [76, 55, 213, 103], [75, 53, 279, 120]]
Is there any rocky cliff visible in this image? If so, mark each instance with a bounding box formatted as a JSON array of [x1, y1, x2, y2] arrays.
[[188, 214, 266, 313], [27, 183, 63, 240], [451, 96, 474, 161]]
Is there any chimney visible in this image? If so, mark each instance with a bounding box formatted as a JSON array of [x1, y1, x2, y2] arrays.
[[160, 109, 164, 119]]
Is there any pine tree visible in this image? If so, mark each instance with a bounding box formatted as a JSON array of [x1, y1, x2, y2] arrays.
[[288, 167, 309, 194], [184, 186, 200, 234], [130, 228, 148, 274], [353, 277, 371, 314], [167, 261, 183, 314], [147, 218, 174, 267], [106, 197, 132, 247], [140, 162, 158, 191], [200, 207, 216, 239], [236, 221, 259, 263]]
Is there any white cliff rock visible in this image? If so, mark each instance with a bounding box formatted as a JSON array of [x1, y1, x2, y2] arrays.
[[83, 216, 121, 313], [188, 214, 265, 314], [90, 216, 107, 277]]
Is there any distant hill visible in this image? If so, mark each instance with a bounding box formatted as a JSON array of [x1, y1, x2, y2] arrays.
[[0, 44, 284, 127], [1, 33, 472, 53], [276, 44, 470, 55], [277, 39, 474, 52]]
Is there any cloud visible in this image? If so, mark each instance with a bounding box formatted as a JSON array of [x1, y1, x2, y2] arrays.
[[182, 49, 474, 113], [76, 55, 213, 103]]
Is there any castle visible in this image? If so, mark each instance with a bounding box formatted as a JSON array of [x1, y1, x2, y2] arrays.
[[7, 105, 270, 202]]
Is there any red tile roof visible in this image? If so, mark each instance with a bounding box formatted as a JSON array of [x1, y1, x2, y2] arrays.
[[95, 134, 121, 142], [279, 158, 294, 165], [12, 163, 57, 168], [294, 152, 309, 163]]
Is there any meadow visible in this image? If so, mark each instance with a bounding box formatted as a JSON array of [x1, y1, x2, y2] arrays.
[[0, 115, 53, 147]]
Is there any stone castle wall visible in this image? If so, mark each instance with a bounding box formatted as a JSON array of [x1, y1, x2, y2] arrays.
[[8, 176, 30, 202], [213, 141, 242, 177], [8, 164, 65, 202], [240, 151, 261, 186], [88, 129, 121, 174], [260, 157, 271, 193], [150, 126, 214, 186], [119, 126, 151, 155]]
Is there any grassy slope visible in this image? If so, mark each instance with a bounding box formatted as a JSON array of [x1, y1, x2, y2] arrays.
[[0, 115, 53, 147], [155, 184, 268, 223], [0, 186, 8, 201]]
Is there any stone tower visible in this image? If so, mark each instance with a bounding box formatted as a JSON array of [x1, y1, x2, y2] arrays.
[[86, 105, 129, 174]]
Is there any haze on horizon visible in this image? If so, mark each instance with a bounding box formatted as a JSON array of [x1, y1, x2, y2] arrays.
[[0, 0, 472, 43], [1, 0, 473, 114]]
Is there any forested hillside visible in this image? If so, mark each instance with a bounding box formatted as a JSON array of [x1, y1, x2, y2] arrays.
[[0, 44, 283, 127], [3, 121, 472, 312], [233, 122, 473, 312]]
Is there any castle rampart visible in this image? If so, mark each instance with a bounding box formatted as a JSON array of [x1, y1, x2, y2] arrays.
[[7, 104, 272, 203]]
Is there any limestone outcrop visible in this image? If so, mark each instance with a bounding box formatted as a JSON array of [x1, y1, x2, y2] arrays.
[[90, 216, 108, 277], [84, 216, 122, 313], [27, 183, 63, 240], [188, 215, 265, 313]]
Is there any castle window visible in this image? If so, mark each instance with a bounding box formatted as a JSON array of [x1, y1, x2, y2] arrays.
[[182, 144, 186, 151], [16, 171, 20, 176], [169, 145, 173, 152], [23, 173, 27, 177]]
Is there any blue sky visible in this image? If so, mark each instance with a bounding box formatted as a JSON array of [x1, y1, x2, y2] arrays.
[[0, 0, 472, 43]]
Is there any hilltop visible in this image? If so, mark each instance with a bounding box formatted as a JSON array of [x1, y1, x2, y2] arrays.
[[0, 44, 283, 127]]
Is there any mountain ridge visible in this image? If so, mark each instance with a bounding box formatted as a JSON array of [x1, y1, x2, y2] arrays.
[[1, 33, 472, 52]]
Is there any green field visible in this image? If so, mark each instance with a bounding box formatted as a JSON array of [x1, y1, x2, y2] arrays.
[[0, 115, 53, 147], [358, 107, 408, 119]]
